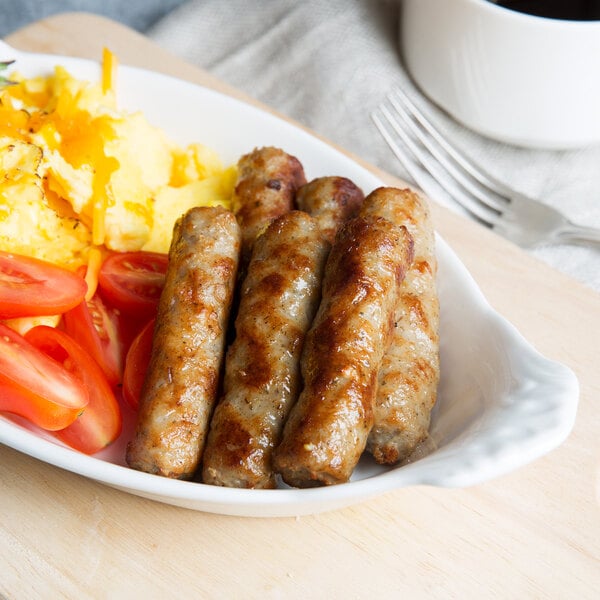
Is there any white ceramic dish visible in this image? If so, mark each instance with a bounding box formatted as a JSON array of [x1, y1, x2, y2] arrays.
[[0, 43, 579, 517], [400, 0, 600, 149]]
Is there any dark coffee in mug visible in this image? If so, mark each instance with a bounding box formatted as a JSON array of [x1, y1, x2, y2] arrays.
[[491, 0, 600, 20]]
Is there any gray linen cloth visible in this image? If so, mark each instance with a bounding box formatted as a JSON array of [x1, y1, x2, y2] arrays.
[[2, 0, 599, 291]]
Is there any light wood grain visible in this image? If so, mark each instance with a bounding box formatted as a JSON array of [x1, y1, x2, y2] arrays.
[[2, 12, 599, 599]]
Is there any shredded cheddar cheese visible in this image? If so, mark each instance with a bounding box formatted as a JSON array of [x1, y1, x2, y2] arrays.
[[84, 247, 103, 301], [102, 47, 117, 95]]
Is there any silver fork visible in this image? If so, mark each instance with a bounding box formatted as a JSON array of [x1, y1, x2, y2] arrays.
[[372, 88, 600, 248]]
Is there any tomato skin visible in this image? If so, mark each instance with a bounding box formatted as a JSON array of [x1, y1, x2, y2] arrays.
[[25, 326, 122, 454], [122, 319, 155, 410], [0, 323, 88, 430], [98, 252, 168, 320], [62, 295, 124, 386], [0, 251, 87, 319]]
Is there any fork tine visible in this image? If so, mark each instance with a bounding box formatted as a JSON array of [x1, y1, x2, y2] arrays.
[[388, 91, 507, 213], [371, 110, 452, 207], [393, 88, 515, 200], [374, 105, 501, 227]]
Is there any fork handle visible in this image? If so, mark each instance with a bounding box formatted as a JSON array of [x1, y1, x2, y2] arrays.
[[557, 222, 600, 246]]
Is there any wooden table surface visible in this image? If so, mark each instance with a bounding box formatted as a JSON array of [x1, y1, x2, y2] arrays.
[[2, 13, 599, 599]]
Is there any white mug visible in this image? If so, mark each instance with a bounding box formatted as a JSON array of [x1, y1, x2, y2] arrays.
[[400, 0, 600, 149]]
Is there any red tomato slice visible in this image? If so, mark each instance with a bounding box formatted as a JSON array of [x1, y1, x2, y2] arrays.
[[25, 326, 122, 454], [0, 251, 87, 319], [0, 323, 88, 430], [62, 295, 124, 386], [122, 318, 155, 410], [98, 252, 168, 320]]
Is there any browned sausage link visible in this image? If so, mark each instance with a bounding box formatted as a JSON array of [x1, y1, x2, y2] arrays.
[[361, 187, 440, 465], [202, 211, 330, 488], [126, 206, 241, 479], [233, 146, 306, 266], [296, 176, 364, 244], [272, 214, 414, 487]]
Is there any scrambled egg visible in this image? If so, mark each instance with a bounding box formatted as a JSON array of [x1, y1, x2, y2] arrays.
[[0, 53, 236, 269]]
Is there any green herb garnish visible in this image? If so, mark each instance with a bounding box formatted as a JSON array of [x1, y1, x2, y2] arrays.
[[0, 60, 16, 87]]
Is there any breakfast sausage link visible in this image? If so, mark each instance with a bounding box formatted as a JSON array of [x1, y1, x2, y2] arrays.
[[272, 214, 414, 487], [361, 187, 440, 465], [202, 211, 330, 489], [126, 206, 241, 479], [233, 146, 306, 266], [296, 176, 364, 244]]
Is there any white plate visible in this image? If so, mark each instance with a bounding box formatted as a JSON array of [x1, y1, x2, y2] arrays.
[[0, 42, 579, 517]]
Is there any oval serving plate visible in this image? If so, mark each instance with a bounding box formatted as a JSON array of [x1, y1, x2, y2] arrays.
[[0, 43, 579, 517]]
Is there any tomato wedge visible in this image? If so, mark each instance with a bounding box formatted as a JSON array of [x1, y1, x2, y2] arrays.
[[25, 326, 122, 454], [0, 323, 88, 430], [122, 318, 155, 410], [98, 252, 168, 320], [62, 294, 124, 386], [0, 251, 87, 319]]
